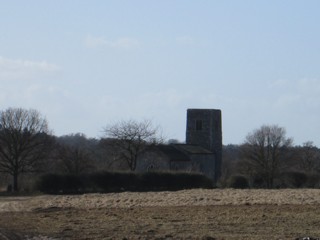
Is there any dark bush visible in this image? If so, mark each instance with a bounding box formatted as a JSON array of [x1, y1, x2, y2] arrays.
[[90, 171, 138, 192], [305, 173, 320, 188], [37, 174, 85, 194], [138, 172, 213, 191], [37, 174, 62, 194], [228, 175, 249, 189], [251, 175, 266, 188], [61, 174, 84, 193], [37, 171, 213, 194], [178, 172, 213, 189], [280, 171, 308, 188]]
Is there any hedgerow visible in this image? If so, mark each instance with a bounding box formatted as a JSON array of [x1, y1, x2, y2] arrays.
[[36, 171, 213, 194]]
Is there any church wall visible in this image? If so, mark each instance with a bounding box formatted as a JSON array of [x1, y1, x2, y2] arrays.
[[170, 161, 193, 172], [189, 154, 215, 181], [136, 151, 170, 172]]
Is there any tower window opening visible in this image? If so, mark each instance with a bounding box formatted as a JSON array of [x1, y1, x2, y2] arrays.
[[195, 120, 203, 131]]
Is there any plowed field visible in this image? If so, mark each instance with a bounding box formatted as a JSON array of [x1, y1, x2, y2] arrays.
[[0, 189, 320, 239]]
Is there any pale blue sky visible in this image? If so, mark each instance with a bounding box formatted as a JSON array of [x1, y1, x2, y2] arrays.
[[1, 1, 320, 146]]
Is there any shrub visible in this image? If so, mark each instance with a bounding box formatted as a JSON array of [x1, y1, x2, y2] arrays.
[[61, 174, 84, 193], [90, 171, 138, 192], [279, 171, 308, 188], [305, 173, 320, 188], [228, 175, 249, 189], [36, 171, 213, 194], [37, 174, 62, 194], [37, 174, 85, 194], [138, 172, 213, 191]]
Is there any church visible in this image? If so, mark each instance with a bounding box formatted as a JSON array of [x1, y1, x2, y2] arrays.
[[136, 109, 222, 182]]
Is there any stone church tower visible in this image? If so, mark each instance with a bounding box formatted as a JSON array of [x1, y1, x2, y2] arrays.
[[186, 109, 222, 181]]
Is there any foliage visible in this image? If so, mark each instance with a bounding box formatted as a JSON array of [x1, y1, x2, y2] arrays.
[[227, 175, 249, 189], [304, 173, 320, 188], [37, 173, 63, 194], [37, 171, 213, 194], [279, 171, 308, 188]]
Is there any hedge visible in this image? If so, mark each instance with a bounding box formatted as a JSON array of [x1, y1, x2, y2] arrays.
[[36, 171, 213, 194], [227, 175, 249, 189]]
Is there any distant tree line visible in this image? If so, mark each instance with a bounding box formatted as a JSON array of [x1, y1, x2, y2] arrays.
[[0, 107, 162, 192], [0, 107, 319, 192], [221, 125, 320, 189]]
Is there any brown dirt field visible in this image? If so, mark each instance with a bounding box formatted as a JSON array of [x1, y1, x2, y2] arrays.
[[0, 189, 320, 239]]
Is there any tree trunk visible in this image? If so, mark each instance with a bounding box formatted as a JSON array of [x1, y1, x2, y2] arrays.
[[13, 172, 19, 192]]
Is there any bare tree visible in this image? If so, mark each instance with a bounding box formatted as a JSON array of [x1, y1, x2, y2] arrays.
[[241, 125, 292, 188], [55, 133, 96, 175], [56, 145, 95, 175], [97, 138, 130, 171], [299, 141, 320, 172], [103, 119, 163, 171], [0, 108, 53, 191]]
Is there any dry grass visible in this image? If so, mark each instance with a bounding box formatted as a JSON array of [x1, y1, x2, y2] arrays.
[[1, 189, 320, 239]]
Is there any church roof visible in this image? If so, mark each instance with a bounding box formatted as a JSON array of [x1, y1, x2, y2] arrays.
[[156, 144, 191, 162], [143, 144, 213, 162], [174, 144, 213, 154]]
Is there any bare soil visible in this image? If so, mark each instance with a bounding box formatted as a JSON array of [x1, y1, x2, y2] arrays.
[[0, 189, 320, 239]]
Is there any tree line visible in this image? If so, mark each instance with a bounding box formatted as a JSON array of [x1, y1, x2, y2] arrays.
[[221, 126, 320, 188], [0, 107, 319, 192], [0, 107, 162, 192]]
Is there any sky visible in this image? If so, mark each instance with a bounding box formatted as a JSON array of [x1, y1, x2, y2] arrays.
[[1, 1, 320, 146]]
